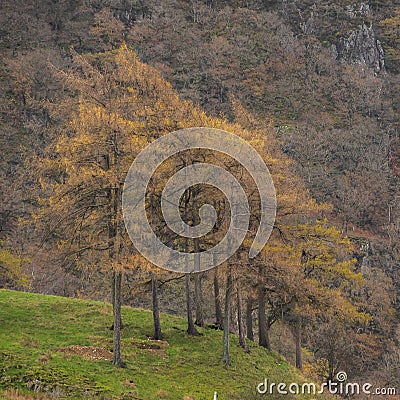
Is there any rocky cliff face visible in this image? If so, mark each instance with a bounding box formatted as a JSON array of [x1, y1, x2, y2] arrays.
[[287, 1, 386, 73], [335, 23, 385, 72]]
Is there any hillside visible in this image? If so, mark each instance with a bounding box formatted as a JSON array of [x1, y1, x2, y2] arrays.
[[0, 290, 323, 400], [0, 0, 398, 396]]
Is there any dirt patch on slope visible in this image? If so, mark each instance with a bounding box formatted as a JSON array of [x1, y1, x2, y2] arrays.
[[58, 345, 112, 361]]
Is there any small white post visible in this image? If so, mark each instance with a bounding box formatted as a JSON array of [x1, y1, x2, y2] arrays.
[[213, 392, 218, 400]]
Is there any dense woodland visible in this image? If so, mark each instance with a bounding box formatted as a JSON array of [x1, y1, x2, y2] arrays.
[[0, 0, 399, 397]]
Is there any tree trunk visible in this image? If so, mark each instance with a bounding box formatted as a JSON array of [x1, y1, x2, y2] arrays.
[[295, 316, 303, 370], [186, 273, 199, 335], [108, 180, 122, 331], [258, 271, 271, 350], [194, 238, 205, 327], [152, 273, 162, 340], [237, 280, 248, 351], [222, 268, 232, 366], [246, 298, 254, 341], [113, 271, 125, 367], [112, 270, 115, 308], [194, 273, 205, 327], [213, 267, 223, 330], [109, 271, 123, 330], [110, 270, 116, 329]]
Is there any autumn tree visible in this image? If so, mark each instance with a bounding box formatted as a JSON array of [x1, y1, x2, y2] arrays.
[[0, 246, 29, 290], [33, 45, 194, 367]]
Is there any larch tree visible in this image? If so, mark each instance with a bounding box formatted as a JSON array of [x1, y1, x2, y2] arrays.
[[34, 45, 190, 367], [226, 100, 372, 373]]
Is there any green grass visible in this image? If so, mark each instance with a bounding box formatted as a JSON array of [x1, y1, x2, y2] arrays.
[[0, 289, 325, 400]]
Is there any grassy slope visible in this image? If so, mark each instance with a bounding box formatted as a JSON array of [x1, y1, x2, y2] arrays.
[[0, 289, 324, 400]]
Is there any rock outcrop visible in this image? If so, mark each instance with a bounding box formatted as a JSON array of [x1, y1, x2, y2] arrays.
[[335, 24, 385, 72]]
